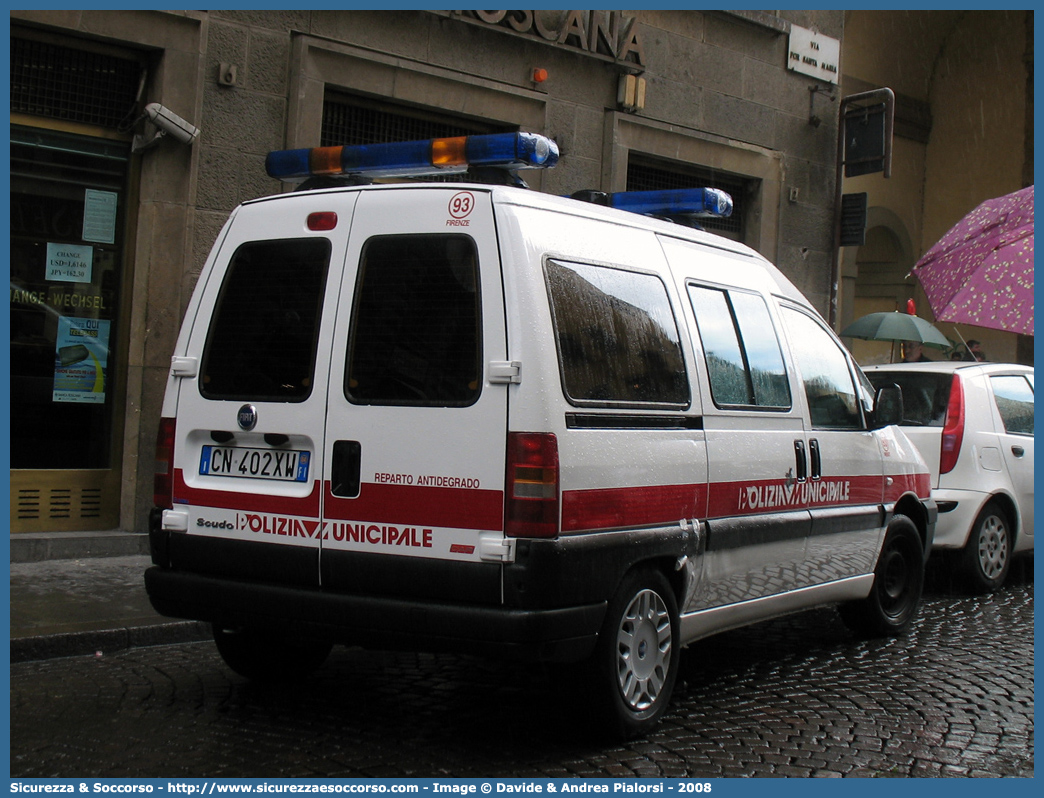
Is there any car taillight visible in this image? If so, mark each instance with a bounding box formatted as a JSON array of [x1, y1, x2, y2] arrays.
[[505, 432, 559, 538], [939, 374, 965, 475], [154, 417, 176, 510]]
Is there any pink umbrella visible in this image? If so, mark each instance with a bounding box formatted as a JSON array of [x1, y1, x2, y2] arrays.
[[912, 185, 1034, 336]]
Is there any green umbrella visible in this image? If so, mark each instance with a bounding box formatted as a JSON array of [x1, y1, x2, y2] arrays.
[[840, 311, 950, 349]]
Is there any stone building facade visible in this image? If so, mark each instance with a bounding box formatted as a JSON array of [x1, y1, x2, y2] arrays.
[[838, 10, 1033, 366], [10, 9, 847, 535]]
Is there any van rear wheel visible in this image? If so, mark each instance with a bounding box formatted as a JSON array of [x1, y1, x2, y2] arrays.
[[589, 568, 680, 739], [213, 627, 332, 682], [839, 514, 923, 638]]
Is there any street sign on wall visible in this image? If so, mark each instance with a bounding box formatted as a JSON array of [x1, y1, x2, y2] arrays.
[[788, 25, 840, 84]]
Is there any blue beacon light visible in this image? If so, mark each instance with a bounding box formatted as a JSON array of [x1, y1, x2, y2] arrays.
[[265, 132, 560, 182], [608, 187, 734, 218]]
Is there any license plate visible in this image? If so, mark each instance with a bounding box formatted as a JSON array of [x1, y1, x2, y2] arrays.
[[199, 445, 310, 482]]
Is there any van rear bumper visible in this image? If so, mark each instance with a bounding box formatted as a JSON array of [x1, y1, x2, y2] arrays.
[[144, 566, 605, 662]]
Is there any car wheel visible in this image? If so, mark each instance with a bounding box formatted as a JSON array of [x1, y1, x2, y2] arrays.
[[213, 627, 333, 682], [589, 568, 680, 739], [839, 514, 924, 638], [961, 501, 1011, 593]]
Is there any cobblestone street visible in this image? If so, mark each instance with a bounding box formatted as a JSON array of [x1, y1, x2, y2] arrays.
[[10, 566, 1033, 779]]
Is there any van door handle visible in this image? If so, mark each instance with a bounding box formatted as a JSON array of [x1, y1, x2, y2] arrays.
[[794, 440, 807, 481], [1011, 445, 1025, 457], [331, 440, 361, 498], [809, 438, 822, 479]]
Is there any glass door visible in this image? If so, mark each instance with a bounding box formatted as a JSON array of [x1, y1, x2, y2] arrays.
[[10, 126, 132, 531]]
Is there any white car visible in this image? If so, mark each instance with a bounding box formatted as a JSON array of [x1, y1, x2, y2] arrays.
[[865, 362, 1034, 592]]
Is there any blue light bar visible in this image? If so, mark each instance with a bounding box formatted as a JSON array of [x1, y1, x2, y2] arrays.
[[265, 132, 559, 182], [607, 187, 733, 218]]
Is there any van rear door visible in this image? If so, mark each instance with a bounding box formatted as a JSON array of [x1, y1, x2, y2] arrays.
[[319, 187, 509, 603], [165, 192, 358, 585]]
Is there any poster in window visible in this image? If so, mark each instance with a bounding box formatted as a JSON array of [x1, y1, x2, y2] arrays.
[[53, 316, 110, 404], [82, 189, 118, 244], [46, 242, 94, 283]]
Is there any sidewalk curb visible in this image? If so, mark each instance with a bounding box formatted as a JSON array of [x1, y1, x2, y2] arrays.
[[11, 531, 151, 563], [11, 621, 212, 663]]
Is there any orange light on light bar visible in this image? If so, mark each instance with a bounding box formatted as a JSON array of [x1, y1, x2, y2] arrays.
[[431, 136, 468, 167], [309, 146, 344, 175]]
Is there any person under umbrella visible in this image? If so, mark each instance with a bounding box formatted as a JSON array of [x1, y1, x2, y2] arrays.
[[901, 341, 933, 362], [965, 339, 987, 361]]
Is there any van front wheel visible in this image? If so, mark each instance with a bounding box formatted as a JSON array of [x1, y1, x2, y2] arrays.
[[839, 515, 924, 638], [213, 627, 332, 682], [590, 569, 680, 739]]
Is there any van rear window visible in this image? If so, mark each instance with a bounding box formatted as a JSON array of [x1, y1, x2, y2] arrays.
[[201, 238, 330, 402], [345, 235, 481, 407], [545, 260, 688, 408]]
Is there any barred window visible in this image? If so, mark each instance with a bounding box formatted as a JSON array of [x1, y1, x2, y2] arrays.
[[627, 156, 752, 240], [11, 36, 143, 129]]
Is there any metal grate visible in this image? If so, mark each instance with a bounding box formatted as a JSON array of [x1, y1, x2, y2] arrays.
[[322, 94, 514, 183], [322, 94, 510, 147], [626, 157, 749, 238], [15, 487, 102, 521], [11, 37, 143, 129]]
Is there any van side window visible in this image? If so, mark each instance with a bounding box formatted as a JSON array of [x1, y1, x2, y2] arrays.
[[200, 238, 331, 402], [780, 307, 863, 429], [687, 285, 790, 409], [545, 260, 688, 407], [345, 234, 481, 407]]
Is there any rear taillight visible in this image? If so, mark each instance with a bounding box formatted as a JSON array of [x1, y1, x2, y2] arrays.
[[505, 432, 559, 538], [939, 374, 965, 475], [154, 417, 176, 510]]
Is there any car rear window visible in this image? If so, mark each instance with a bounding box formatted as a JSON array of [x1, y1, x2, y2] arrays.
[[201, 238, 331, 402], [867, 371, 952, 426]]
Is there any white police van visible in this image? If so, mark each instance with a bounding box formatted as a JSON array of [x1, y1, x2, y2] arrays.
[[145, 132, 936, 738]]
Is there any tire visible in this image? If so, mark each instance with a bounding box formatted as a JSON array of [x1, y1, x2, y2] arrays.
[[839, 515, 924, 638], [960, 501, 1012, 594], [213, 627, 333, 682], [589, 568, 680, 740]]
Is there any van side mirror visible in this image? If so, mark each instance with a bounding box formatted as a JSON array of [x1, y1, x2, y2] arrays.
[[871, 384, 903, 429]]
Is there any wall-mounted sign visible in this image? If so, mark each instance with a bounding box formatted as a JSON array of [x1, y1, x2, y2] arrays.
[[459, 10, 645, 66], [45, 242, 94, 283], [53, 316, 110, 404], [82, 188, 118, 244], [788, 25, 840, 84]]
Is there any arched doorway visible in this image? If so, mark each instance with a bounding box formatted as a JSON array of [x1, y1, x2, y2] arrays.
[[840, 210, 920, 365]]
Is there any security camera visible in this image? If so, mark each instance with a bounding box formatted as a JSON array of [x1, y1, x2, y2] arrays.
[[132, 102, 200, 152]]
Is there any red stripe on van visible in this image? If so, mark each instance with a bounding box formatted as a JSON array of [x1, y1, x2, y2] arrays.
[[324, 481, 504, 531], [173, 469, 322, 515], [561, 484, 706, 532], [885, 472, 932, 501], [706, 475, 885, 518]]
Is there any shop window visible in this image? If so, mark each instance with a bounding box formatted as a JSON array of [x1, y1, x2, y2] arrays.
[[10, 127, 131, 470]]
